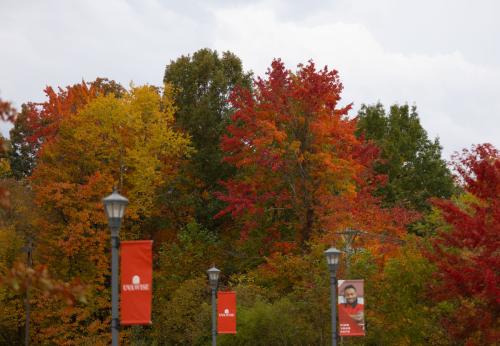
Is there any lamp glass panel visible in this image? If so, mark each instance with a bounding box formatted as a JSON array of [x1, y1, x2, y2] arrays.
[[209, 272, 219, 282], [113, 203, 124, 219], [207, 268, 220, 283], [325, 248, 341, 266], [103, 191, 128, 221], [105, 203, 114, 219], [327, 254, 339, 265]]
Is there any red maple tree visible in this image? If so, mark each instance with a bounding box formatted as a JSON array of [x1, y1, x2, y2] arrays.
[[428, 143, 499, 345], [217, 60, 415, 250]]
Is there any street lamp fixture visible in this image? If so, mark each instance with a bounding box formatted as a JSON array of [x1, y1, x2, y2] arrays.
[[103, 189, 129, 228], [103, 189, 128, 346], [325, 247, 342, 272], [324, 247, 342, 346], [207, 266, 221, 289], [207, 266, 221, 346]]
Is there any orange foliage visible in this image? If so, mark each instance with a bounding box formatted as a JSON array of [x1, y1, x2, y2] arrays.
[[217, 60, 416, 251], [26, 85, 190, 344], [0, 262, 87, 305], [24, 78, 124, 148]]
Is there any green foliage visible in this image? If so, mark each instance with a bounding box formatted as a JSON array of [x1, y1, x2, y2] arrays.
[[0, 180, 38, 344], [410, 203, 451, 236], [360, 237, 452, 346], [0, 136, 13, 179], [151, 276, 211, 345], [356, 103, 455, 212], [9, 105, 37, 179], [147, 222, 222, 344], [219, 298, 318, 346], [0, 286, 24, 345], [0, 180, 34, 264], [164, 48, 252, 232], [2, 57, 485, 345], [222, 245, 333, 345], [156, 221, 221, 296], [0, 224, 23, 344]]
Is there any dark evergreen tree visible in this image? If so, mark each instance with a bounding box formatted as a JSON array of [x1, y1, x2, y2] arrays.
[[9, 105, 37, 179], [163, 48, 252, 231], [356, 103, 455, 212]]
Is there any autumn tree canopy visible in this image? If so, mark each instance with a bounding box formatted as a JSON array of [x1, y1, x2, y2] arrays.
[[8, 78, 125, 179], [1, 53, 495, 345], [217, 60, 413, 250], [163, 49, 252, 233], [25, 84, 192, 344], [427, 144, 499, 345]]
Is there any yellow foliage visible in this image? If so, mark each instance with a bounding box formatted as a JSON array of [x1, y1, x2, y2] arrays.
[[28, 83, 193, 344]]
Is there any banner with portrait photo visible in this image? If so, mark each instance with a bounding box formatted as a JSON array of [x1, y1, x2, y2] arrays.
[[338, 279, 365, 336]]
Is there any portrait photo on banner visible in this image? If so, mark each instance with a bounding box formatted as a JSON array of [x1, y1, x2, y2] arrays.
[[337, 279, 365, 337]]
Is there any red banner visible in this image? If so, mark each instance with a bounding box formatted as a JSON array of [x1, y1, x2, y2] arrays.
[[217, 291, 236, 334], [120, 240, 153, 325], [338, 280, 365, 336]]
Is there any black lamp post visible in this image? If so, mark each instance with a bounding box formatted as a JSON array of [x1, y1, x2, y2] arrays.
[[325, 247, 342, 346], [103, 189, 128, 346], [207, 266, 221, 346]]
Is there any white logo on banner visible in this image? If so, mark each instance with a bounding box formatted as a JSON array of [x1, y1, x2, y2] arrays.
[[219, 308, 235, 317], [123, 274, 149, 291]]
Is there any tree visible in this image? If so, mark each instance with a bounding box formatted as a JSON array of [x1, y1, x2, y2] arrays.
[[0, 99, 15, 122], [0, 98, 16, 208], [9, 105, 36, 179], [0, 178, 28, 344], [150, 276, 211, 345], [356, 103, 455, 212], [28, 85, 191, 344], [0, 179, 88, 344], [219, 298, 318, 346], [164, 48, 252, 232], [218, 244, 334, 346], [217, 60, 414, 249], [427, 144, 499, 345], [351, 237, 453, 346], [155, 222, 221, 297], [8, 78, 125, 179]]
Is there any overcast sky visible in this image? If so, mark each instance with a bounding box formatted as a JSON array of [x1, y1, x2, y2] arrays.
[[1, 0, 499, 158]]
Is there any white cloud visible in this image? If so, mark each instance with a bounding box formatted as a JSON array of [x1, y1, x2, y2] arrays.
[[1, 0, 499, 158], [212, 4, 500, 157], [0, 0, 213, 106]]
